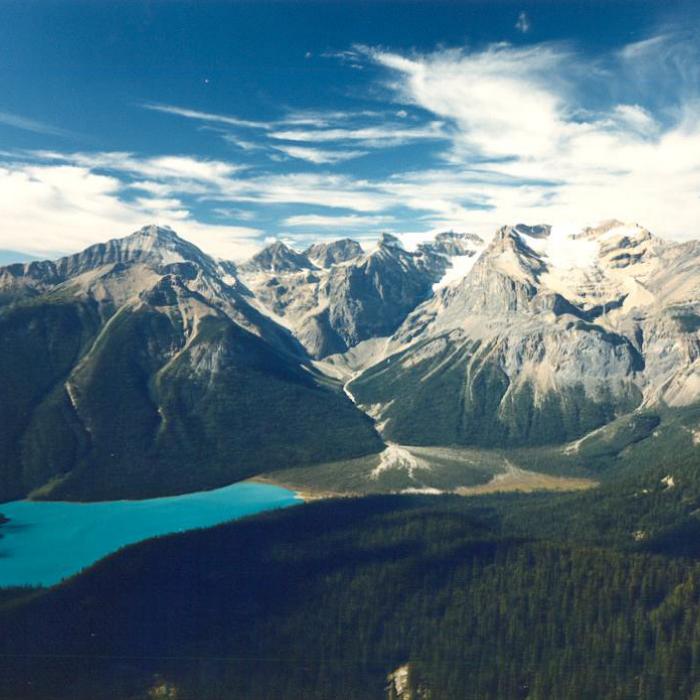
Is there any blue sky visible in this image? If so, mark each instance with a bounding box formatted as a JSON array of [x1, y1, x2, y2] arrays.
[[0, 1, 699, 260]]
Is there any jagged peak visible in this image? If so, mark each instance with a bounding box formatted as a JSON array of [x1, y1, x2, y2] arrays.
[[244, 240, 316, 272], [490, 224, 547, 253], [263, 240, 295, 253], [378, 232, 404, 249], [90, 224, 213, 268], [512, 223, 551, 240], [304, 238, 363, 267], [0, 224, 219, 291], [129, 224, 179, 240], [421, 231, 485, 259], [435, 230, 484, 244], [575, 219, 627, 240]]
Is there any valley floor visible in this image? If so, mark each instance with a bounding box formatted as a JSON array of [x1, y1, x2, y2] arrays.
[[257, 445, 598, 499], [453, 460, 596, 495]]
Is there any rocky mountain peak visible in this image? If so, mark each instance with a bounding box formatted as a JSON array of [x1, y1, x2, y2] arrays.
[[378, 232, 404, 249], [304, 238, 363, 268], [243, 241, 316, 272], [512, 223, 551, 240], [423, 231, 485, 258], [0, 225, 217, 299], [130, 224, 179, 242], [481, 224, 550, 283], [115, 224, 210, 266]]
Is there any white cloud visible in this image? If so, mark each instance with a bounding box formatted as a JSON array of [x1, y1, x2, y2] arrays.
[[611, 104, 659, 135], [215, 172, 395, 212], [143, 102, 440, 160], [283, 213, 392, 228], [142, 103, 269, 130], [0, 111, 74, 137], [278, 109, 384, 127], [359, 37, 700, 241], [5, 33, 700, 264], [34, 150, 243, 184], [368, 44, 569, 159], [269, 122, 445, 146], [271, 144, 368, 164], [0, 161, 261, 260]]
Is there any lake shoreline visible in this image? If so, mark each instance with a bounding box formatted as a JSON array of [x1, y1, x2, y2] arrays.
[[0, 481, 300, 588], [246, 475, 346, 502]]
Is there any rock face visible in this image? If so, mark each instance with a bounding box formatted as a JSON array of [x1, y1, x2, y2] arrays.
[[350, 221, 700, 448], [238, 232, 484, 358], [241, 241, 315, 273], [304, 238, 363, 267], [2, 219, 697, 499], [0, 226, 382, 502], [418, 230, 485, 257]]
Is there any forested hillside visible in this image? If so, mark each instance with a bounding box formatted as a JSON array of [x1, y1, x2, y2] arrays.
[[3, 464, 700, 699]]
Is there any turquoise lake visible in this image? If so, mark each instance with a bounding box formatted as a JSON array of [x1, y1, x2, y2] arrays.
[[0, 482, 300, 588]]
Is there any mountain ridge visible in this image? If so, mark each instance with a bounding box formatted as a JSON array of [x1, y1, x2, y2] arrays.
[[0, 220, 697, 500], [0, 225, 383, 501]]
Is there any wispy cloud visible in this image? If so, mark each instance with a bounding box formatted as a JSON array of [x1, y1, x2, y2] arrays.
[[0, 110, 74, 137], [357, 35, 700, 239], [272, 144, 368, 164], [142, 102, 270, 130], [143, 102, 445, 158], [0, 156, 262, 260], [33, 150, 244, 185], [4, 32, 700, 262], [269, 122, 445, 146], [283, 213, 392, 228]]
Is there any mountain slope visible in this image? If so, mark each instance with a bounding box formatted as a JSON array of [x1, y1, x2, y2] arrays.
[[0, 226, 382, 501], [239, 232, 484, 358], [3, 487, 700, 699], [349, 222, 700, 449]]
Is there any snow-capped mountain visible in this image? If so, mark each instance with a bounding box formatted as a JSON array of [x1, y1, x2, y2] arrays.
[[238, 231, 484, 358], [1, 219, 697, 502], [349, 221, 700, 448]]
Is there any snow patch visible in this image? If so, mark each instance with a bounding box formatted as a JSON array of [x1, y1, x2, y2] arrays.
[[433, 252, 482, 291], [522, 223, 599, 271]]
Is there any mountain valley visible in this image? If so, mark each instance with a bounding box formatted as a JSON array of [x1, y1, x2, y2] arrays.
[[0, 220, 698, 501]]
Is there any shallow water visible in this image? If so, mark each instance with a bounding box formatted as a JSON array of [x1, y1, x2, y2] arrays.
[[0, 482, 300, 588]]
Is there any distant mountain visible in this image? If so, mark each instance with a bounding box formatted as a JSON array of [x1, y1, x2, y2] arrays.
[[1, 220, 697, 501], [0, 226, 381, 502], [239, 232, 484, 358], [418, 230, 485, 257], [241, 240, 316, 272], [304, 238, 363, 267], [0, 250, 39, 265], [349, 221, 700, 449]]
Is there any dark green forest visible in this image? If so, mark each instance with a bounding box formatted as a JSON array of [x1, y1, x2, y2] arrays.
[[0, 296, 382, 501], [349, 333, 642, 449], [2, 437, 700, 700]]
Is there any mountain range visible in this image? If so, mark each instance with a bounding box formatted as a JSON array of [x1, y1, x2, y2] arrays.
[[0, 220, 698, 501]]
